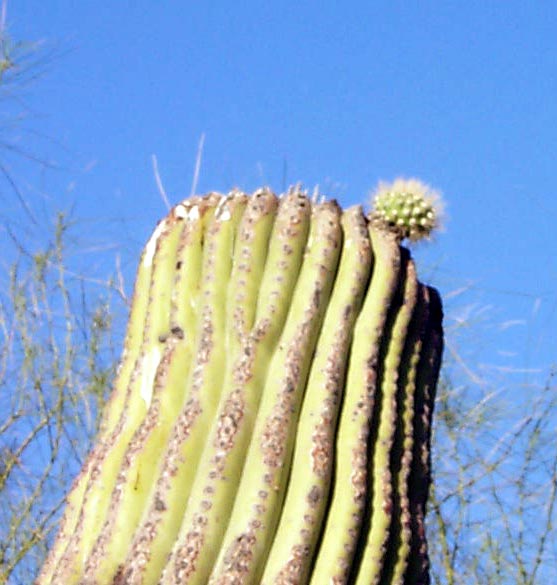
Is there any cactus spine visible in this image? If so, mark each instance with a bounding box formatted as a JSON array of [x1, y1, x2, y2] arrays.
[[38, 183, 443, 585]]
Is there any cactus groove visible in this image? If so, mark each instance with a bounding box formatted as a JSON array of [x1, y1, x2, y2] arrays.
[[38, 186, 443, 585]]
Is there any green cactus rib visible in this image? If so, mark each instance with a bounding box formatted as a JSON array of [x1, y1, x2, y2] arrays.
[[49, 213, 186, 583], [310, 227, 401, 584], [38, 187, 444, 585], [120, 189, 278, 585], [83, 194, 240, 583], [208, 200, 343, 585], [354, 253, 418, 585], [169, 194, 221, 337], [160, 189, 312, 585], [381, 284, 430, 585], [261, 205, 372, 585], [87, 338, 194, 582], [36, 224, 156, 585], [407, 286, 443, 585], [225, 188, 279, 354]]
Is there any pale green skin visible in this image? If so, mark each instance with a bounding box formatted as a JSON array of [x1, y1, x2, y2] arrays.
[[260, 205, 372, 585], [46, 214, 186, 584], [36, 224, 156, 585], [208, 200, 343, 585], [38, 190, 443, 585], [310, 228, 401, 584], [354, 255, 418, 585], [121, 190, 278, 585], [160, 190, 312, 585], [83, 194, 249, 582]]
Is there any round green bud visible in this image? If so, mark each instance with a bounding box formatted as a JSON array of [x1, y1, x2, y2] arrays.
[[370, 178, 444, 242]]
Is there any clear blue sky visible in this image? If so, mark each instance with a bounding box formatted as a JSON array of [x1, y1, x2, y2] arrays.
[[6, 2, 557, 389]]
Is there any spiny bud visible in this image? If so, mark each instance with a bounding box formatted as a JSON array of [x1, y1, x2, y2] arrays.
[[370, 178, 444, 242]]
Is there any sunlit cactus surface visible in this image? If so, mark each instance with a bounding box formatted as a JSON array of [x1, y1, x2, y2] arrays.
[[38, 184, 443, 585]]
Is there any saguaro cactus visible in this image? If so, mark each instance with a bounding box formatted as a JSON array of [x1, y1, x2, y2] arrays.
[[37, 182, 443, 585]]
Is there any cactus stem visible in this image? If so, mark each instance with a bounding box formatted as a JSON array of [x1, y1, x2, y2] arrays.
[[407, 286, 443, 585], [160, 189, 311, 585], [261, 205, 372, 585], [38, 187, 444, 585], [382, 284, 429, 585], [50, 214, 184, 583], [310, 227, 401, 584], [83, 197, 218, 583], [354, 254, 418, 585], [209, 200, 343, 584]]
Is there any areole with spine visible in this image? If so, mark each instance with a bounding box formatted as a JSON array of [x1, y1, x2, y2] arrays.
[[37, 183, 444, 585]]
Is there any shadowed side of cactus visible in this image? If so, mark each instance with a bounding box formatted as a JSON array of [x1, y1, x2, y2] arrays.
[[37, 183, 443, 585]]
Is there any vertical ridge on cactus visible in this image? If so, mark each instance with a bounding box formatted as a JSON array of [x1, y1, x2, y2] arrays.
[[50, 216, 186, 583], [87, 194, 235, 583], [37, 185, 444, 585], [160, 190, 312, 585], [407, 286, 444, 585], [309, 227, 402, 584], [261, 205, 371, 585], [121, 191, 281, 585], [383, 284, 430, 585], [36, 233, 158, 585], [208, 200, 343, 584], [354, 252, 419, 585]]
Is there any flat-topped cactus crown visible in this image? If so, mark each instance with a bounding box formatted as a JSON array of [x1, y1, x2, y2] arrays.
[[370, 177, 444, 242], [37, 184, 443, 585]]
